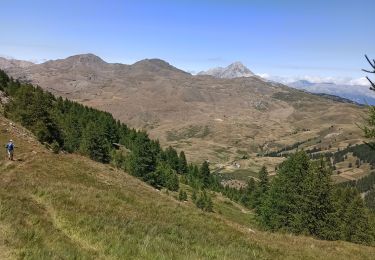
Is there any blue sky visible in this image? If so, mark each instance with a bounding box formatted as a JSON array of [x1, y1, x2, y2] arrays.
[[1, 0, 374, 80]]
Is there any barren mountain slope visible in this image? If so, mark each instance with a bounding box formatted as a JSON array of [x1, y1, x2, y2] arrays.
[[2, 54, 366, 164]]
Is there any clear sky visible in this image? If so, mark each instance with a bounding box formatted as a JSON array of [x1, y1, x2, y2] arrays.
[[1, 0, 374, 80]]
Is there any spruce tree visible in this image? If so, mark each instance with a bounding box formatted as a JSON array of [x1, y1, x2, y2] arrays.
[[332, 187, 373, 244], [259, 152, 316, 233], [200, 161, 211, 188], [195, 190, 213, 212], [304, 159, 339, 240], [178, 151, 188, 174], [80, 122, 111, 163], [165, 146, 179, 171], [126, 132, 156, 177], [241, 178, 256, 207], [253, 166, 269, 211], [365, 189, 375, 212]]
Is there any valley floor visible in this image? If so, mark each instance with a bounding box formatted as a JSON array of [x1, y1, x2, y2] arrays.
[[0, 116, 375, 259]]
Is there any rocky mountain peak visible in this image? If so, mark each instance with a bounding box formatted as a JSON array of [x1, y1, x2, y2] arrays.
[[63, 53, 107, 66], [198, 62, 254, 79]]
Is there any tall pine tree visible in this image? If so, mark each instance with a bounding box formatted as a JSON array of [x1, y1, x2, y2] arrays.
[[178, 151, 188, 174]]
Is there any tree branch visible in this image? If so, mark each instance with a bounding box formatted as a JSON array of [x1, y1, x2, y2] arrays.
[[366, 76, 375, 91], [365, 55, 375, 69]]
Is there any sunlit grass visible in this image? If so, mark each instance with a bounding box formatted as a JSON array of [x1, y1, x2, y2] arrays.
[[1, 116, 375, 259]]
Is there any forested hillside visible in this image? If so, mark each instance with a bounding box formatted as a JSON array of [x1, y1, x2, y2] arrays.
[[1, 69, 374, 248], [1, 113, 375, 259]]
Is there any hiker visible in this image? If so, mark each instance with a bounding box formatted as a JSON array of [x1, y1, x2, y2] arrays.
[[5, 139, 14, 160]]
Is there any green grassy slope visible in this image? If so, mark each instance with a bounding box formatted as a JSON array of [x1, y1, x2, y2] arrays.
[[0, 115, 375, 259]]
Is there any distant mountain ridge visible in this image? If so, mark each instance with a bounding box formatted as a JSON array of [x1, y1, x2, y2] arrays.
[[198, 62, 254, 79], [289, 80, 375, 105], [0, 57, 34, 69]]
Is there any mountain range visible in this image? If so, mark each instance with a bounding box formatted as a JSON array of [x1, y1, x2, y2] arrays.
[[288, 80, 375, 105], [0, 54, 366, 166], [199, 62, 375, 105]]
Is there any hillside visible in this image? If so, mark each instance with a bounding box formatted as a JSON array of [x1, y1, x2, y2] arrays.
[[1, 54, 371, 188], [1, 55, 366, 164], [0, 115, 375, 259], [0, 57, 34, 70]]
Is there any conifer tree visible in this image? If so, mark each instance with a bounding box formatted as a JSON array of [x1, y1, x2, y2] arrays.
[[195, 190, 213, 212], [165, 146, 180, 171], [80, 122, 111, 163], [332, 187, 373, 244], [253, 166, 269, 211], [259, 152, 317, 233], [304, 159, 338, 240], [178, 151, 188, 174], [126, 132, 156, 177], [241, 178, 256, 207], [200, 161, 211, 188], [258, 166, 269, 193], [365, 189, 375, 211]]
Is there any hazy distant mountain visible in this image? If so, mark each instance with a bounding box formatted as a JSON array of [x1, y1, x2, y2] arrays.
[[289, 80, 375, 105], [198, 62, 254, 79], [0, 57, 34, 69]]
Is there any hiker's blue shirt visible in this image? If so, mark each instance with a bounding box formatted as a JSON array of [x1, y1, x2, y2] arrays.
[[6, 143, 14, 151]]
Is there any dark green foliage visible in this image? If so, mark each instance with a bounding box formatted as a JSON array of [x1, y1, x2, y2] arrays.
[[191, 189, 197, 202], [110, 149, 127, 169], [144, 162, 179, 191], [319, 144, 375, 177], [258, 151, 374, 244], [0, 70, 10, 91], [240, 178, 257, 208], [51, 140, 60, 154], [336, 172, 375, 194], [261, 138, 314, 157], [259, 152, 314, 233], [200, 161, 212, 188], [5, 84, 62, 144], [195, 190, 213, 212], [80, 122, 111, 163], [166, 172, 179, 191], [332, 188, 373, 244], [164, 146, 179, 172], [178, 151, 188, 174], [125, 132, 157, 177], [365, 189, 375, 211], [182, 162, 216, 191], [258, 166, 269, 193], [253, 166, 269, 211], [178, 189, 188, 201]]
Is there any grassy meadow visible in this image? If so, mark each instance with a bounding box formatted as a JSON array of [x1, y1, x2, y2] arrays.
[[0, 115, 375, 259]]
